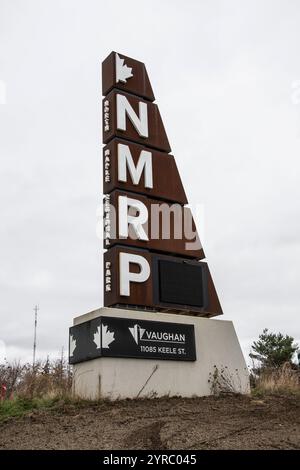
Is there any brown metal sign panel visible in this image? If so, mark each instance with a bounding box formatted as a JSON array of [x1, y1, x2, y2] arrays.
[[104, 246, 153, 309], [103, 138, 187, 204], [104, 190, 205, 260], [102, 51, 155, 102], [103, 90, 171, 153], [101, 51, 224, 319], [103, 246, 223, 317]]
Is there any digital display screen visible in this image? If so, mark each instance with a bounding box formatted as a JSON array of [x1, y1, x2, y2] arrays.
[[158, 260, 204, 307]]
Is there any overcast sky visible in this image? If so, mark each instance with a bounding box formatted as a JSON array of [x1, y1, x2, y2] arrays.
[[1, 0, 300, 365]]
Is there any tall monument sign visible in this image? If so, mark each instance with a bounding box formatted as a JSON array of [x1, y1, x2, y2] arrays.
[[102, 52, 222, 316], [69, 52, 249, 399]]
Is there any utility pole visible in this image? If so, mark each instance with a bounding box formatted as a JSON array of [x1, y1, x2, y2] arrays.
[[33, 305, 39, 368]]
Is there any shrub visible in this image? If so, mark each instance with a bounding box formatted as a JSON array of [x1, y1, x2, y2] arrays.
[[208, 365, 246, 395], [0, 357, 72, 400], [251, 363, 300, 395]]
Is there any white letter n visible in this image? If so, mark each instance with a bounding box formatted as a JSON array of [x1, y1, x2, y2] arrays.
[[116, 94, 148, 138]]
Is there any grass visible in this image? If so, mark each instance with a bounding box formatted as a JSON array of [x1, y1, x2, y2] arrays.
[[251, 363, 300, 397], [0, 395, 113, 422], [251, 383, 300, 397], [0, 396, 62, 422]]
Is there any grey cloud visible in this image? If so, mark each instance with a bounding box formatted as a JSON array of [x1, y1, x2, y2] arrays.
[[1, 0, 300, 363]]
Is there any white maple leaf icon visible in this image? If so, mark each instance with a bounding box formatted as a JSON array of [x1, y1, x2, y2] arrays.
[[115, 53, 133, 83], [93, 324, 115, 349], [93, 326, 101, 349], [101, 324, 115, 349], [69, 334, 76, 357]]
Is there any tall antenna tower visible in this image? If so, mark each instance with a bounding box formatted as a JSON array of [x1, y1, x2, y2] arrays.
[[33, 305, 39, 367]]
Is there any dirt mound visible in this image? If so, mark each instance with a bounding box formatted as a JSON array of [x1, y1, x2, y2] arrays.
[[0, 394, 299, 450]]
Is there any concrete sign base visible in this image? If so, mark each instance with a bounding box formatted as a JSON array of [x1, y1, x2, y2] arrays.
[[71, 308, 250, 400]]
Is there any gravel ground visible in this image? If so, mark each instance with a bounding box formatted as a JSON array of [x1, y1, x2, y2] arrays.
[[0, 394, 299, 450]]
